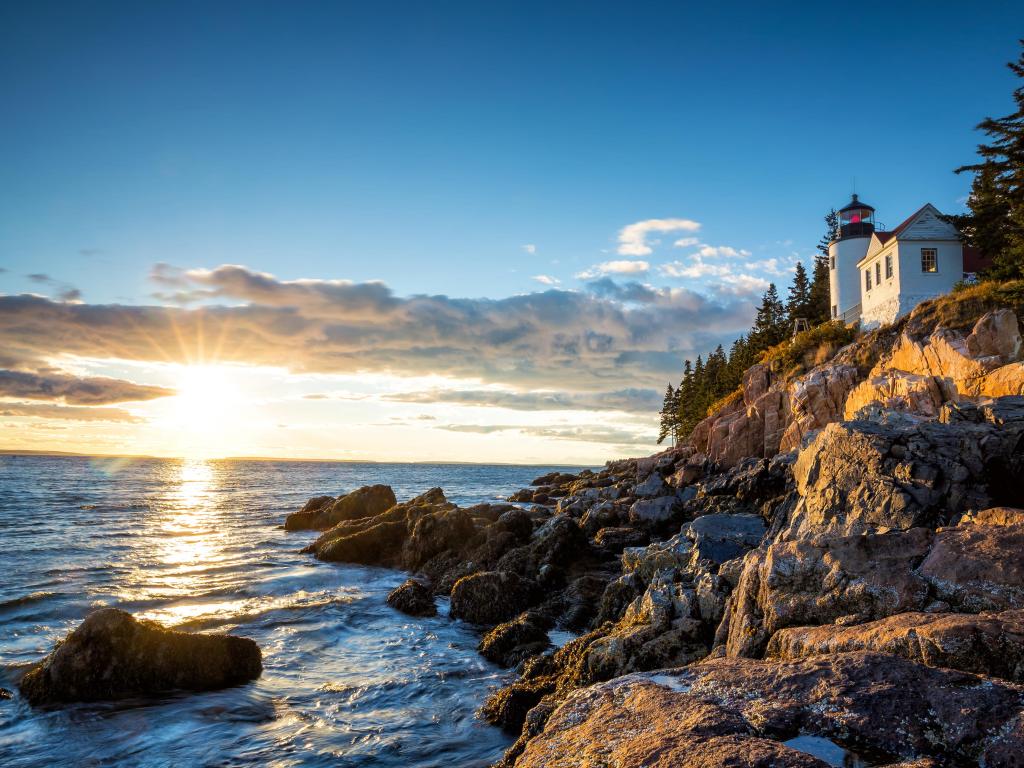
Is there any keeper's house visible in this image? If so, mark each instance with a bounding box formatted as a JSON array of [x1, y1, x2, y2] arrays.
[[827, 194, 991, 329]]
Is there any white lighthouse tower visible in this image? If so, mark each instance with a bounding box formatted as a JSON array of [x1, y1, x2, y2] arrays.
[[828, 194, 875, 323]]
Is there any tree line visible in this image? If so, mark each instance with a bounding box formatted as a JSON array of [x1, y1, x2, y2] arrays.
[[657, 218, 835, 445]]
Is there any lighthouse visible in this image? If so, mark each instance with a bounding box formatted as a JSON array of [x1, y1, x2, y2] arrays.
[[828, 194, 875, 322]]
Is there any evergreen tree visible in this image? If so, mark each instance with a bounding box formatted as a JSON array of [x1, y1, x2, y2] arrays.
[[955, 40, 1024, 279], [785, 262, 813, 325], [657, 384, 676, 444], [809, 209, 838, 323], [749, 283, 787, 350]]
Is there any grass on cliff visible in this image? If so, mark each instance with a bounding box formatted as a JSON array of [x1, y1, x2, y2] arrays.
[[758, 321, 858, 379], [903, 279, 1024, 336]]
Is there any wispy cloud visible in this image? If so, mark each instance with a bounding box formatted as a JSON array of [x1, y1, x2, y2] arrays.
[[0, 402, 143, 422], [532, 274, 561, 286], [436, 422, 652, 446], [385, 387, 660, 413], [692, 244, 751, 259], [576, 259, 649, 280], [617, 218, 701, 256], [673, 237, 700, 248], [522, 244, 537, 255], [0, 370, 174, 405]]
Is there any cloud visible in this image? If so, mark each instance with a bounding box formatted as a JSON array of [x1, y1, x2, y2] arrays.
[[27, 273, 52, 284], [693, 245, 751, 259], [532, 274, 561, 286], [617, 219, 701, 257], [0, 402, 143, 422], [0, 265, 757, 393], [436, 423, 653, 446], [0, 370, 174, 405], [576, 260, 650, 280], [522, 244, 537, 255], [659, 258, 732, 279], [385, 387, 660, 413], [716, 274, 771, 295], [743, 258, 789, 276], [673, 237, 700, 248]]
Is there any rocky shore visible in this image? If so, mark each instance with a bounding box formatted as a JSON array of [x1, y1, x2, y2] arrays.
[[280, 292, 1024, 766]]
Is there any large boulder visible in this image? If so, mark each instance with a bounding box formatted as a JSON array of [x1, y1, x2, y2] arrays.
[[449, 571, 539, 625], [512, 652, 1024, 768], [316, 520, 408, 565], [19, 608, 261, 706], [781, 408, 1024, 541], [766, 609, 1024, 682], [722, 528, 935, 658], [284, 485, 396, 531]]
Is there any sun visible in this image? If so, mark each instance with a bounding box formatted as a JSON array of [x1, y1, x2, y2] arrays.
[[172, 365, 241, 443]]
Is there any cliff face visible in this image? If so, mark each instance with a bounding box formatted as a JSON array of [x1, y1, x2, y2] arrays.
[[690, 302, 1024, 467], [493, 287, 1024, 768]]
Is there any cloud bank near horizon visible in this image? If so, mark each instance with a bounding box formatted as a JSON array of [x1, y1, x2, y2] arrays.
[[0, 264, 759, 406]]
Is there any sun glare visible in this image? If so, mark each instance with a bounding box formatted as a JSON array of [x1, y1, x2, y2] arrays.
[[170, 366, 244, 456]]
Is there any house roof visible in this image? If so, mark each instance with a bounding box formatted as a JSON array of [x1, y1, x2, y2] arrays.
[[889, 203, 932, 238]]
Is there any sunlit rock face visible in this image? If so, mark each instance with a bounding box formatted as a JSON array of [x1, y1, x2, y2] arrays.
[[766, 609, 1024, 682], [511, 653, 1024, 768], [19, 608, 262, 706]]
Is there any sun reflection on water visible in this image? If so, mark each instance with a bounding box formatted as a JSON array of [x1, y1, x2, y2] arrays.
[[126, 459, 245, 625]]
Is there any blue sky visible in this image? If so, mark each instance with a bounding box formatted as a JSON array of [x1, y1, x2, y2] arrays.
[[2, 1, 1021, 301], [0, 1, 1021, 461]]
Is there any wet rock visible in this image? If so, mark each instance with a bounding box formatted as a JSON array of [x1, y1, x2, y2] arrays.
[[316, 520, 408, 565], [386, 578, 437, 617], [478, 611, 551, 667], [496, 516, 588, 581], [401, 506, 476, 571], [512, 652, 1024, 767], [0, 688, 11, 700], [766, 609, 1024, 682], [285, 485, 396, 531], [449, 571, 540, 625], [283, 494, 334, 530], [19, 608, 261, 706]]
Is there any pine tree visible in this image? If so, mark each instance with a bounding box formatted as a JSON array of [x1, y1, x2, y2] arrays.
[[657, 384, 676, 444], [809, 209, 838, 323], [749, 283, 787, 351], [955, 40, 1024, 279], [785, 262, 813, 326]]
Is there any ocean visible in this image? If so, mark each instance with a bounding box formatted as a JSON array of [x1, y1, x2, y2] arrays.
[[0, 455, 589, 767]]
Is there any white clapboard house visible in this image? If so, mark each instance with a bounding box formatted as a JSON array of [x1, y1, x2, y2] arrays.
[[827, 194, 989, 329]]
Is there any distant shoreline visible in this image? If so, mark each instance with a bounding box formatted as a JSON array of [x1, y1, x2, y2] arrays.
[[0, 449, 595, 468]]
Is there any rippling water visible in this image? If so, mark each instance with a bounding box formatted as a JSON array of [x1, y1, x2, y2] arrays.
[[0, 455, 585, 767]]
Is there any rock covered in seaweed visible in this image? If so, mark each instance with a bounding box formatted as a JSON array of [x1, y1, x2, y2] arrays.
[[19, 608, 261, 706], [386, 578, 437, 617]]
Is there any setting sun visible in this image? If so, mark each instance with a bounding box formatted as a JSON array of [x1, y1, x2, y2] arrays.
[[169, 366, 246, 456]]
